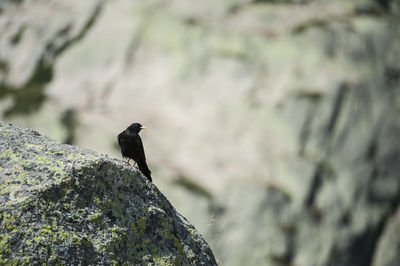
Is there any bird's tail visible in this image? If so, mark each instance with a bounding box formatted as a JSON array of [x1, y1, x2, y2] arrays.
[[138, 161, 152, 182]]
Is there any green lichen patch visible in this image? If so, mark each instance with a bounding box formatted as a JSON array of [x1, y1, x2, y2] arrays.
[[0, 121, 217, 265]]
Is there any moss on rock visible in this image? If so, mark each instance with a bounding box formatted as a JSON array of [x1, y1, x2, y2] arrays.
[[0, 121, 217, 265]]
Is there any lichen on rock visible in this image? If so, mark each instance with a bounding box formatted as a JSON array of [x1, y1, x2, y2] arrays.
[[0, 121, 217, 265]]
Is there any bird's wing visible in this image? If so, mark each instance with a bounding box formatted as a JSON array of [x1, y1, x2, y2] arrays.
[[133, 134, 147, 161], [121, 131, 147, 161], [118, 131, 129, 147], [118, 130, 133, 156]]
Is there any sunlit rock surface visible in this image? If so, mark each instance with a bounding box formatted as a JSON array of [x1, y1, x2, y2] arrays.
[[0, 122, 217, 265]]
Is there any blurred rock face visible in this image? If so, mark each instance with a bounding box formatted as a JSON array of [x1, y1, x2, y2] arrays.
[[1, 0, 400, 265]]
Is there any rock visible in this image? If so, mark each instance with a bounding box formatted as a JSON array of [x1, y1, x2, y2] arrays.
[[0, 122, 217, 265], [373, 208, 400, 266], [1, 1, 400, 266]]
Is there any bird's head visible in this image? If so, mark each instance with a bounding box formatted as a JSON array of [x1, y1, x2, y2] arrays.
[[127, 123, 146, 133]]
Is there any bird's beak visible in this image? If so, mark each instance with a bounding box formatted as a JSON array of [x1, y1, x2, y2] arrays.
[[140, 126, 146, 130]]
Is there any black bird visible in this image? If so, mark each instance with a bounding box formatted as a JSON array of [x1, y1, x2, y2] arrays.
[[117, 123, 152, 182]]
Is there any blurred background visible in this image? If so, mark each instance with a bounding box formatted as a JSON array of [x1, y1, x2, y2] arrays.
[[1, 0, 400, 265]]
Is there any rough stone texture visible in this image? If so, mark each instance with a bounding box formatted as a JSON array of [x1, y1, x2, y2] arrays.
[[1, 0, 400, 265], [0, 122, 217, 265]]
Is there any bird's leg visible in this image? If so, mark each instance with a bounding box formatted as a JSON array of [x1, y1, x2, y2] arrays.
[[127, 158, 130, 164], [133, 161, 137, 167]]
